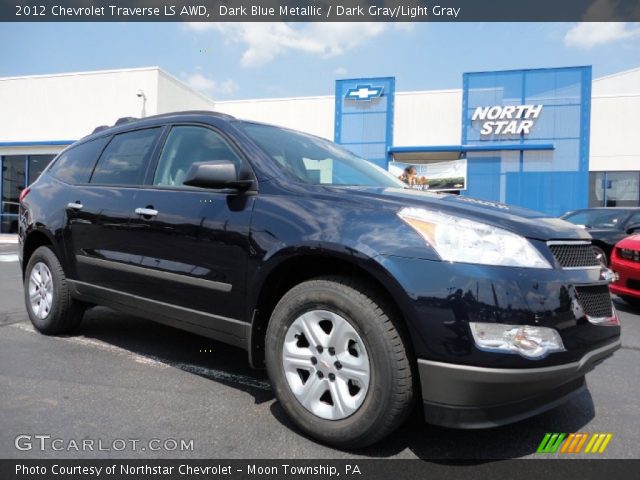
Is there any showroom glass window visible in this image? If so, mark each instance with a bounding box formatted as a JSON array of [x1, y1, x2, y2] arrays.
[[588, 171, 640, 207], [1, 156, 25, 233], [91, 128, 160, 185], [1, 154, 58, 233], [153, 126, 244, 187]]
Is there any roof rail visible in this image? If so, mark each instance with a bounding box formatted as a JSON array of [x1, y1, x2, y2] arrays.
[[114, 116, 138, 126], [91, 125, 110, 134]]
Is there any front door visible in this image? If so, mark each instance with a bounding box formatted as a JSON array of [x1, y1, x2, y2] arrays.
[[124, 124, 255, 330]]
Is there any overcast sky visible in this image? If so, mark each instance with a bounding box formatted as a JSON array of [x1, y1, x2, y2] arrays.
[[1, 22, 639, 100]]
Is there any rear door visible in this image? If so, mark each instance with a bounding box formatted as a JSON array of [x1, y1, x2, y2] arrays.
[[125, 123, 256, 325], [66, 127, 163, 291]]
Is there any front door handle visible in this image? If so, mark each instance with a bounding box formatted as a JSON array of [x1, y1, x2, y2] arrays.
[[67, 202, 83, 210], [135, 207, 158, 217]]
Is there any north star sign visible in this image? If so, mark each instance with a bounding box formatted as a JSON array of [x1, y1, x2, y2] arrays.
[[472, 104, 544, 135], [345, 85, 384, 101]]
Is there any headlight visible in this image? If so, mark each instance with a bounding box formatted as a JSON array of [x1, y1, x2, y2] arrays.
[[397, 207, 552, 269], [469, 322, 565, 359]]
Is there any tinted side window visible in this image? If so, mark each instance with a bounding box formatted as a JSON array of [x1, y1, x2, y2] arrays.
[[153, 126, 244, 187], [91, 128, 160, 186], [49, 137, 110, 184]]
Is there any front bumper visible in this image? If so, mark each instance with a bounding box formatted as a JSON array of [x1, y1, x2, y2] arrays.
[[418, 338, 621, 428], [610, 254, 640, 298]]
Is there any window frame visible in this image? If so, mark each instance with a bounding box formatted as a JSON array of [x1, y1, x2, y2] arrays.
[[142, 122, 257, 192]]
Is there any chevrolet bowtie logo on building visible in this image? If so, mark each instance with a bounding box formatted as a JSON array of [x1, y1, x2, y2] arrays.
[[537, 432, 613, 454], [345, 84, 384, 101]]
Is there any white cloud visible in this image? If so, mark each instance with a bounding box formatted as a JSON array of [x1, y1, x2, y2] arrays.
[[564, 22, 640, 48], [185, 22, 405, 67], [183, 72, 239, 97], [334, 67, 348, 76]]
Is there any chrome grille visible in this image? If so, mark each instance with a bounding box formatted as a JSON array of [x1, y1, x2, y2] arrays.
[[575, 285, 613, 318], [548, 242, 599, 268]]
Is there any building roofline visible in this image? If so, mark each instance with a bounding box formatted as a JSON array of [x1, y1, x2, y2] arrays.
[[593, 66, 640, 82], [0, 66, 164, 82], [216, 88, 462, 105], [156, 69, 216, 105], [216, 94, 334, 104]]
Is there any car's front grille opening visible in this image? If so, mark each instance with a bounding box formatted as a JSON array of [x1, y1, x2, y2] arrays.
[[575, 285, 613, 318], [548, 243, 600, 268], [627, 279, 640, 291]]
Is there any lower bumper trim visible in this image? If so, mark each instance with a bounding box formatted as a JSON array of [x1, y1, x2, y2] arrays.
[[418, 339, 620, 428]]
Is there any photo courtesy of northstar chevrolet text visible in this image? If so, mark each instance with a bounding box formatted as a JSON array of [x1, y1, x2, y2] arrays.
[[0, 0, 638, 478]]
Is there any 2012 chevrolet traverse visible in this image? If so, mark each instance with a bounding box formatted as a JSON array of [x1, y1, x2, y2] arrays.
[[19, 111, 621, 448]]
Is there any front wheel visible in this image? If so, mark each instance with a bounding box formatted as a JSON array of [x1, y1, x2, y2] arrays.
[[265, 276, 414, 448]]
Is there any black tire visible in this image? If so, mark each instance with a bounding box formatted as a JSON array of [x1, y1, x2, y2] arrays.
[[265, 275, 414, 449], [24, 246, 85, 334]]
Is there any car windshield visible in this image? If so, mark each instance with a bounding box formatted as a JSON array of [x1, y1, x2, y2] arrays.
[[562, 210, 629, 229], [240, 122, 406, 188]]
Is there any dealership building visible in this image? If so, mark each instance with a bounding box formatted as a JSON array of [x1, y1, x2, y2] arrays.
[[1, 64, 639, 232]]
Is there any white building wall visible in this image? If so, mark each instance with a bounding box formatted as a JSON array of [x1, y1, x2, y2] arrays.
[[156, 70, 216, 114], [394, 89, 462, 146], [0, 68, 160, 144], [216, 96, 335, 140], [217, 89, 463, 146], [0, 67, 216, 157], [589, 67, 640, 171], [590, 93, 640, 171]]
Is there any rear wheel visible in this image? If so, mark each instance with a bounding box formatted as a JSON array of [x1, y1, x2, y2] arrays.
[[24, 246, 85, 334], [265, 276, 414, 448]]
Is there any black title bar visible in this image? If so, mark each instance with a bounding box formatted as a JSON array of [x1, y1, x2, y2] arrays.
[[2, 0, 640, 22]]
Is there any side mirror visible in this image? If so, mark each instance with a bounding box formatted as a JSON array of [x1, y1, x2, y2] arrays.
[[626, 223, 640, 234], [183, 160, 253, 190]]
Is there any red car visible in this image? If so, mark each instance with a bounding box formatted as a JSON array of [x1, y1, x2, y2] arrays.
[[610, 234, 640, 303]]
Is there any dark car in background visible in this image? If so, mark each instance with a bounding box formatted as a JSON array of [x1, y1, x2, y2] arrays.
[[561, 207, 640, 266], [19, 111, 621, 448]]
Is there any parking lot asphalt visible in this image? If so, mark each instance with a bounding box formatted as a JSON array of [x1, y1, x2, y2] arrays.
[[1, 242, 639, 460]]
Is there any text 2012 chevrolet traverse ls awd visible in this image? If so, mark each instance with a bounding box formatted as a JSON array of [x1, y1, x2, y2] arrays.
[[19, 111, 620, 448]]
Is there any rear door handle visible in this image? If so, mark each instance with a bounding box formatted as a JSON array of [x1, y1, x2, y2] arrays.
[[67, 202, 83, 210], [135, 207, 158, 217]]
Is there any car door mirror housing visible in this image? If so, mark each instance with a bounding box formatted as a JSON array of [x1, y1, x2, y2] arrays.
[[183, 160, 253, 190]]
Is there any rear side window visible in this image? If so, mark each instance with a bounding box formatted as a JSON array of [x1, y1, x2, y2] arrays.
[[90, 128, 160, 186], [49, 137, 110, 184]]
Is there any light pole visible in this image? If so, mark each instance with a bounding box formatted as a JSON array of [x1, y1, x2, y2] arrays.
[[136, 89, 147, 118]]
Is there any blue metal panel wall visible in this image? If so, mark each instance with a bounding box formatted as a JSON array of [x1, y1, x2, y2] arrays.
[[462, 66, 592, 216], [335, 77, 395, 170]]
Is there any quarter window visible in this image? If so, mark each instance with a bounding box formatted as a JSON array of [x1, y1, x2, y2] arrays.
[[153, 126, 244, 187], [49, 137, 110, 184], [91, 128, 160, 185]]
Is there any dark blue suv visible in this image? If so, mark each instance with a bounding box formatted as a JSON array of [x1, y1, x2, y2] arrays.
[[19, 111, 621, 448]]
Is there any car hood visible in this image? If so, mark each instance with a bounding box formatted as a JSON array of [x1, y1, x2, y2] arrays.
[[330, 186, 590, 241], [615, 234, 640, 249]]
